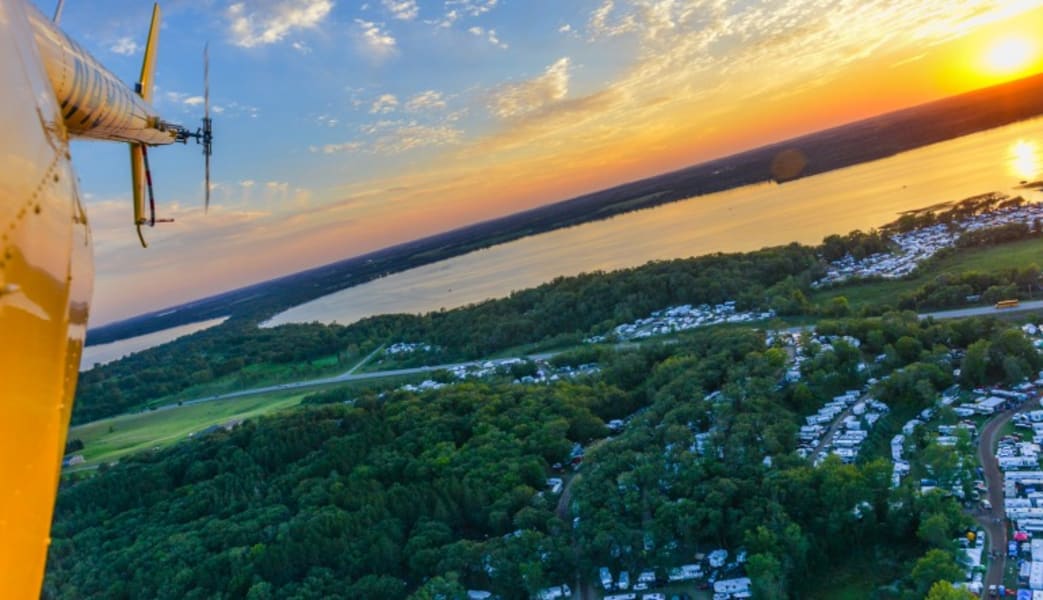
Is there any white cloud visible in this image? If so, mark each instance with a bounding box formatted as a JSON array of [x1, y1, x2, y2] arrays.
[[164, 91, 189, 104], [425, 9, 459, 28], [559, 24, 572, 34], [373, 123, 462, 154], [382, 0, 419, 20], [266, 181, 290, 192], [240, 180, 255, 188], [313, 116, 462, 156], [292, 41, 312, 54], [354, 19, 398, 58], [370, 93, 399, 114], [587, 0, 636, 39], [110, 37, 139, 56], [184, 96, 205, 107], [405, 90, 447, 112], [316, 114, 340, 127], [446, 0, 498, 17], [468, 26, 508, 49], [221, 101, 260, 119], [489, 57, 571, 119], [311, 141, 364, 154], [428, 0, 497, 29], [487, 29, 507, 49], [226, 0, 333, 48]]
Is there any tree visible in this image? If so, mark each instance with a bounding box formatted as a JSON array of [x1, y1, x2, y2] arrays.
[[825, 296, 851, 317], [916, 513, 953, 549], [408, 574, 468, 600], [925, 580, 976, 599], [747, 553, 787, 600], [910, 549, 964, 595], [959, 340, 989, 387], [1017, 264, 1040, 298], [894, 336, 924, 364]]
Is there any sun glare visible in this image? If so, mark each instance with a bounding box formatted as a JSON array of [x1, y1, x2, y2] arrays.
[[983, 36, 1036, 75]]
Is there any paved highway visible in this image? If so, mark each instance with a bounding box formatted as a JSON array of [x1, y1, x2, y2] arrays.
[[921, 300, 1043, 321]]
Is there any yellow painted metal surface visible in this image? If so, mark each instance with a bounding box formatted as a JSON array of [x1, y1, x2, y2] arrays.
[[0, 0, 93, 596], [25, 2, 174, 145], [138, 4, 160, 103]]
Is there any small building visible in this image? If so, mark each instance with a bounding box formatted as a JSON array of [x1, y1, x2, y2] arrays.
[[974, 396, 1006, 415], [599, 567, 613, 590], [713, 577, 752, 598], [536, 585, 572, 600], [667, 564, 702, 582], [1032, 561, 1043, 590]]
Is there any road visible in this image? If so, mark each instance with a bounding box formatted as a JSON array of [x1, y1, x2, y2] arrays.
[[181, 359, 514, 407], [976, 408, 1013, 596], [805, 391, 873, 464], [920, 300, 1043, 321], [974, 401, 1036, 597], [111, 302, 1043, 422], [159, 350, 563, 412]]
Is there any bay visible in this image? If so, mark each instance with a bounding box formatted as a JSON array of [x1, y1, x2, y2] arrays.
[[264, 117, 1043, 328], [80, 317, 228, 371]]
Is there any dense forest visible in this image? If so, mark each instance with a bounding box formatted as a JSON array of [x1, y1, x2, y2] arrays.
[[46, 314, 1039, 598]]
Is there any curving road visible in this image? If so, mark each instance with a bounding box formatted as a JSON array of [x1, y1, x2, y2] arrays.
[[976, 408, 1014, 596], [974, 400, 1036, 597]]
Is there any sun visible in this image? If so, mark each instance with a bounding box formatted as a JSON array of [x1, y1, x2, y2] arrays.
[[982, 35, 1037, 75]]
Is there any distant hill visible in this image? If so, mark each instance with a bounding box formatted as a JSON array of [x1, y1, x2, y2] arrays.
[[88, 71, 1043, 345]]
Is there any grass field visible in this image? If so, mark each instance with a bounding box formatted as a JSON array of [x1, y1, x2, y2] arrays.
[[67, 369, 435, 472], [811, 236, 1043, 308], [153, 354, 358, 407], [67, 392, 305, 468]]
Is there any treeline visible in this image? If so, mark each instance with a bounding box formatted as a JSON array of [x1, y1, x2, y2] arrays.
[[73, 244, 820, 423], [894, 266, 1040, 312], [956, 222, 1036, 248], [886, 192, 1025, 233], [820, 230, 893, 261]]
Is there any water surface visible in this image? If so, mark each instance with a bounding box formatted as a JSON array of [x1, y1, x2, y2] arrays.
[[81, 317, 228, 371], [265, 118, 1043, 327]]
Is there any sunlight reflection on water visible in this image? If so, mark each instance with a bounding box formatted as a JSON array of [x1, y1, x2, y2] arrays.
[[1011, 139, 1040, 181]]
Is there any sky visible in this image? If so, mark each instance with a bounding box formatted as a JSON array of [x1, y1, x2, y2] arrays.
[[31, 0, 1043, 325]]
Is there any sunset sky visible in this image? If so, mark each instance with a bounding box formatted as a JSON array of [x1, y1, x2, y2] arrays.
[[32, 0, 1043, 325]]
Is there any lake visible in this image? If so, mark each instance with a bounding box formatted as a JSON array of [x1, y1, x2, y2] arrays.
[[80, 317, 228, 371], [263, 117, 1043, 328]]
